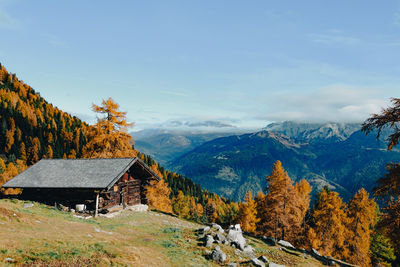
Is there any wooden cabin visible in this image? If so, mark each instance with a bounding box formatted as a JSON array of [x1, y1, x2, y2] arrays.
[[1, 158, 160, 215]]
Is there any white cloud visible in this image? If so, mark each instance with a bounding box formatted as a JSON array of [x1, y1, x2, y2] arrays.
[[309, 31, 360, 45], [256, 85, 390, 123]]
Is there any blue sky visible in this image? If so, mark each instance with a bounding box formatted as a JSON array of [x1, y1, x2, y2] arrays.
[[1, 0, 400, 131]]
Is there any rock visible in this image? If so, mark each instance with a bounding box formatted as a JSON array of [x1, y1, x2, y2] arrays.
[[127, 204, 148, 212], [201, 226, 211, 234], [243, 245, 255, 258], [73, 215, 92, 220], [214, 232, 226, 243], [5, 258, 15, 263], [211, 246, 226, 263], [227, 228, 246, 250], [70, 209, 75, 213], [212, 223, 224, 233], [222, 240, 229, 245], [311, 248, 321, 256], [234, 224, 242, 232], [278, 240, 295, 249], [269, 263, 286, 267], [205, 250, 212, 254], [23, 203, 34, 208], [262, 236, 276, 246], [258, 256, 269, 263], [250, 258, 265, 267], [205, 234, 214, 248], [227, 263, 237, 267]]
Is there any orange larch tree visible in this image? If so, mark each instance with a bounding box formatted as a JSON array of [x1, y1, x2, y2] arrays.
[[83, 97, 136, 158], [294, 179, 312, 245], [259, 160, 302, 241], [344, 188, 377, 266], [237, 191, 260, 234], [308, 187, 348, 259], [145, 165, 173, 213]]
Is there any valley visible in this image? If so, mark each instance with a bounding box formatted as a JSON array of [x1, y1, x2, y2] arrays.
[[137, 123, 400, 202]]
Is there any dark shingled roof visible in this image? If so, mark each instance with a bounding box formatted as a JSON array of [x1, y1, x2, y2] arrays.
[[2, 157, 158, 189]]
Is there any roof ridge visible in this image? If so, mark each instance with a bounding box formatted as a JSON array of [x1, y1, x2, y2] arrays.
[[40, 157, 137, 161]]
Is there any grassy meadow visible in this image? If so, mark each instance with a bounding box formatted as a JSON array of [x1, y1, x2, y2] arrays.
[[0, 199, 323, 266]]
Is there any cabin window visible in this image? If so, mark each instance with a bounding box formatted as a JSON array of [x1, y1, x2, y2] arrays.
[[113, 185, 118, 192]]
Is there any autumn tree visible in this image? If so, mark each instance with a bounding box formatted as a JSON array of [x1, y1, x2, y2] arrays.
[[27, 137, 40, 165], [0, 158, 5, 173], [172, 190, 190, 218], [83, 97, 136, 158], [237, 191, 259, 234], [258, 160, 302, 241], [19, 142, 26, 162], [205, 197, 219, 223], [46, 145, 53, 159], [343, 188, 377, 266], [5, 118, 15, 153], [0, 159, 26, 195], [145, 165, 173, 213], [294, 179, 312, 245], [308, 187, 348, 259], [362, 98, 400, 256]]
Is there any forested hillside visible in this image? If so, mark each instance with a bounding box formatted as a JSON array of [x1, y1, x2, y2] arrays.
[[0, 64, 87, 163], [171, 128, 400, 202]]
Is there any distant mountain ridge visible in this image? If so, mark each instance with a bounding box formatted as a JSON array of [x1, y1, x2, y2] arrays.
[[264, 121, 361, 144], [168, 122, 399, 202], [132, 129, 240, 164]]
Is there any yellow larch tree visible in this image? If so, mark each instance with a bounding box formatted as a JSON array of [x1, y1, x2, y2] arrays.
[[172, 190, 191, 218], [83, 97, 137, 158], [344, 188, 377, 266], [0, 159, 26, 195], [308, 187, 348, 259], [294, 179, 312, 245], [145, 165, 173, 213], [259, 160, 302, 241], [237, 191, 260, 234]]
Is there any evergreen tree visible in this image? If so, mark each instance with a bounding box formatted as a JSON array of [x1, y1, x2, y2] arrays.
[[370, 231, 396, 266]]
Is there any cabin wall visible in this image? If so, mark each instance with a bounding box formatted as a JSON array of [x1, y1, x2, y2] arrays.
[[20, 188, 97, 209], [99, 172, 148, 210]]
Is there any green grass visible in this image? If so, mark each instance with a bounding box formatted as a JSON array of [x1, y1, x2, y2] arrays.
[[0, 199, 324, 266]]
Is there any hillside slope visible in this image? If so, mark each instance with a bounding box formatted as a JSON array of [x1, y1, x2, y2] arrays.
[[0, 64, 87, 163], [0, 199, 324, 266]]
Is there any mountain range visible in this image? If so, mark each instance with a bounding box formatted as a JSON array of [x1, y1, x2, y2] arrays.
[[132, 129, 240, 165], [135, 122, 400, 202]]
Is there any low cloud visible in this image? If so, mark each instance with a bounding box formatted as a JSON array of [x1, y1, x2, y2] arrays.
[[255, 85, 389, 123], [184, 120, 235, 128]]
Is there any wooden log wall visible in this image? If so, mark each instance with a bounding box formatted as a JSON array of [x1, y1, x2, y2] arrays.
[[99, 171, 149, 210]]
